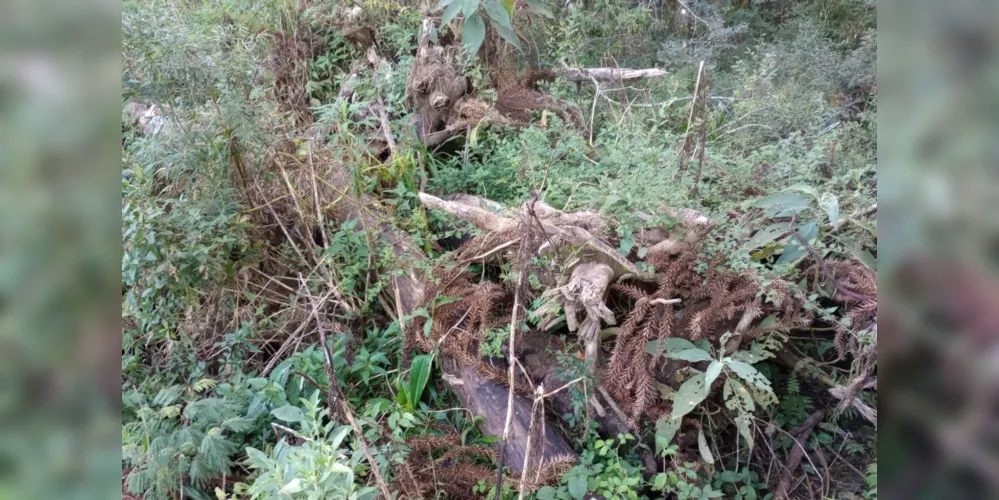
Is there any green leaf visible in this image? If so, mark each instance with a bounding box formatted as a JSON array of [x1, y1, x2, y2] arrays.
[[536, 486, 558, 500], [726, 360, 776, 407], [500, 0, 516, 16], [441, 0, 463, 26], [723, 377, 754, 413], [525, 0, 554, 18], [407, 353, 434, 408], [746, 223, 789, 250], [671, 373, 709, 420], [697, 427, 715, 464], [663, 337, 698, 353], [461, 12, 486, 55], [670, 348, 713, 362], [785, 183, 819, 199], [461, 0, 480, 17], [436, 0, 455, 8], [735, 412, 754, 450], [482, 0, 511, 29], [656, 415, 682, 455], [722, 377, 756, 450], [568, 474, 587, 499], [820, 192, 839, 229], [749, 191, 811, 218], [245, 446, 270, 468], [271, 404, 304, 423], [618, 235, 635, 256], [279, 478, 303, 494], [704, 360, 724, 386], [493, 22, 523, 50], [776, 222, 818, 266], [328, 424, 352, 450], [858, 248, 877, 270]]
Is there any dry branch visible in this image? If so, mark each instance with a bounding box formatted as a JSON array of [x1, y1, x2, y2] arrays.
[[418, 192, 655, 281], [774, 410, 825, 500], [676, 61, 707, 174], [561, 67, 666, 82]]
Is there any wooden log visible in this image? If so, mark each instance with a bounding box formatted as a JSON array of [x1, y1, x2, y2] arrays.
[[561, 67, 666, 82], [443, 358, 577, 471]]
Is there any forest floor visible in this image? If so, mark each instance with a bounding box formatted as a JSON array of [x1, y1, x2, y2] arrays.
[[122, 0, 877, 498]]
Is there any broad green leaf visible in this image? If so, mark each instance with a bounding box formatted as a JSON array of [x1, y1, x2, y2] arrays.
[[723, 377, 755, 413], [663, 337, 698, 352], [525, 0, 554, 18], [746, 223, 789, 250], [857, 248, 877, 270], [461, 12, 486, 55], [329, 462, 353, 476], [245, 446, 270, 468], [776, 222, 818, 266], [655, 415, 681, 454], [671, 372, 709, 420], [697, 427, 715, 464], [785, 183, 819, 199], [749, 191, 811, 218], [536, 486, 558, 500], [461, 0, 480, 17], [279, 478, 303, 494], [820, 192, 840, 229], [436, 0, 455, 8], [493, 22, 523, 50], [482, 0, 511, 29], [723, 377, 756, 449], [271, 404, 304, 423], [441, 0, 463, 26], [732, 349, 766, 364], [328, 424, 352, 450], [568, 474, 587, 499], [704, 360, 724, 386], [670, 348, 713, 362], [726, 360, 776, 407], [407, 353, 435, 408]]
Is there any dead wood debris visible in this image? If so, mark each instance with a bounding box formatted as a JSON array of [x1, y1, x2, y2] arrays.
[[560, 67, 666, 82], [417, 191, 812, 428]]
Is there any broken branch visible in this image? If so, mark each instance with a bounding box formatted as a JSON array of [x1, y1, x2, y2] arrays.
[[561, 67, 666, 82]]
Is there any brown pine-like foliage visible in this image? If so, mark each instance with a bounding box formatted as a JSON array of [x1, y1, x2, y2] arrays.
[[823, 260, 877, 359], [403, 222, 543, 394], [605, 245, 811, 423]]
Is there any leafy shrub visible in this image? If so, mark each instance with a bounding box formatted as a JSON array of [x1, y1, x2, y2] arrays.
[[243, 394, 378, 500]]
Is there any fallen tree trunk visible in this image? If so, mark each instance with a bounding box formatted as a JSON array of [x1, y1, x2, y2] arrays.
[[561, 67, 666, 82], [324, 171, 577, 472]]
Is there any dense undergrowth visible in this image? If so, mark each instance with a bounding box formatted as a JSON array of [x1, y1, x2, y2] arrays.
[[122, 0, 877, 498]]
